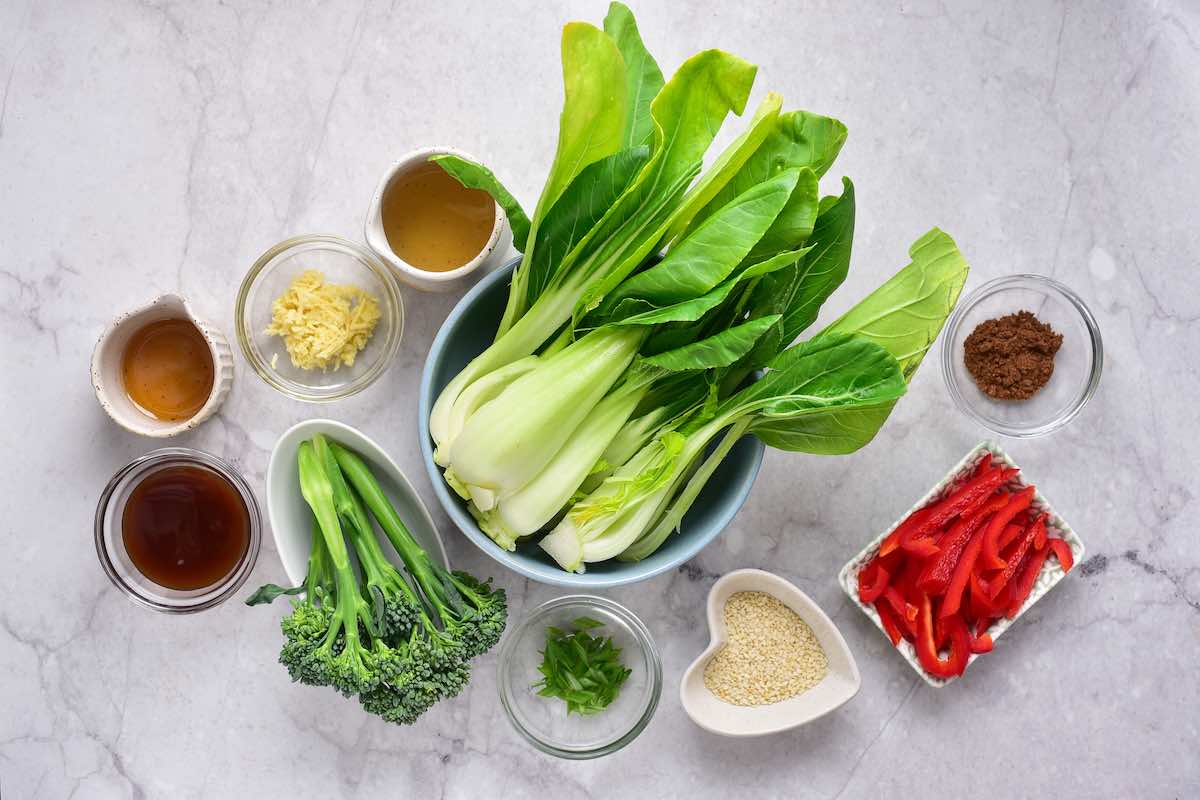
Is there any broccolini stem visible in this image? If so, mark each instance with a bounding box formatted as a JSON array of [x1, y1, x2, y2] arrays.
[[317, 434, 420, 606], [298, 439, 372, 646], [330, 442, 451, 609], [245, 500, 336, 607], [304, 515, 333, 601]]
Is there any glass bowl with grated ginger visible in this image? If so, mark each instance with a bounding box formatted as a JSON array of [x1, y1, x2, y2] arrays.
[[236, 235, 403, 402]]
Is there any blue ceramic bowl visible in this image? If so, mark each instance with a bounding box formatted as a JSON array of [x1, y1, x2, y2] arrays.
[[418, 259, 765, 587]]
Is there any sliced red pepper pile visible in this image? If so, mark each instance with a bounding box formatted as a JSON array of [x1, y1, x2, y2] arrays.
[[857, 456, 1075, 680]]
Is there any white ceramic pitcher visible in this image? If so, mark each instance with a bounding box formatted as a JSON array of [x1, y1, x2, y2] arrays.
[[90, 293, 234, 437], [363, 146, 511, 293]]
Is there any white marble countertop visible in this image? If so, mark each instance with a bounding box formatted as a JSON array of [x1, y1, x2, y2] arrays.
[[3, 1, 1198, 797]]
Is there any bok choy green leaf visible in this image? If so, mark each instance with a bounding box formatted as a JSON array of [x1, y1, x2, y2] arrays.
[[604, 2, 664, 149]]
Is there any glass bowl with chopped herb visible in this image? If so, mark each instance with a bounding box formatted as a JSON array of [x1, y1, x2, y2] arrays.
[[236, 235, 404, 402], [497, 595, 661, 759], [941, 274, 1102, 437]]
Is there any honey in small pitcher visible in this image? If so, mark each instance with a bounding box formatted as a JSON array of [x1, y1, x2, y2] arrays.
[[121, 319, 215, 421], [381, 162, 496, 272]]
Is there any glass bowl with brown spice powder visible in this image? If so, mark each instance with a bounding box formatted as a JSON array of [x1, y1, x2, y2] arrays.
[[941, 274, 1102, 437]]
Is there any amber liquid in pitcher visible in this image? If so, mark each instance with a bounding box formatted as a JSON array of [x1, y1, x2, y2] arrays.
[[121, 465, 250, 591], [382, 162, 496, 272], [121, 319, 215, 421]]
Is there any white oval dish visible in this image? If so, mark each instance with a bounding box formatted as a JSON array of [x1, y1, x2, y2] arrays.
[[680, 568, 861, 737], [91, 293, 234, 437], [266, 419, 448, 583], [364, 146, 511, 293]]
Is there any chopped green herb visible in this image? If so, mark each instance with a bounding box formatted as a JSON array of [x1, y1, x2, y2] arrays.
[[533, 617, 632, 715]]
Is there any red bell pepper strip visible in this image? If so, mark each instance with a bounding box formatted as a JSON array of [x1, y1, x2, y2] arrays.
[[890, 559, 916, 596], [874, 600, 904, 646], [917, 494, 1008, 596], [858, 549, 903, 602], [980, 486, 1036, 571], [969, 572, 1000, 618], [903, 452, 992, 542], [915, 594, 970, 678], [880, 505, 933, 557], [1034, 521, 1048, 551], [934, 610, 949, 650], [990, 514, 1046, 599], [894, 561, 929, 622], [879, 548, 904, 571], [857, 560, 891, 604], [1005, 544, 1051, 618], [895, 465, 1014, 557], [992, 584, 1011, 616], [997, 521, 1025, 553], [939, 514, 999, 619], [926, 466, 1015, 527], [969, 452, 993, 476], [969, 632, 994, 654], [899, 535, 940, 558], [878, 531, 902, 558], [974, 615, 994, 637], [970, 570, 1011, 619], [1047, 538, 1074, 572], [882, 585, 917, 639]]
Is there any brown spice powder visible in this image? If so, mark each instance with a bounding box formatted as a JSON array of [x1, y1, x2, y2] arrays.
[[963, 310, 1063, 400]]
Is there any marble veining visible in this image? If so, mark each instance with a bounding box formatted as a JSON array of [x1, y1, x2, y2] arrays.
[[2, 1, 1198, 797]]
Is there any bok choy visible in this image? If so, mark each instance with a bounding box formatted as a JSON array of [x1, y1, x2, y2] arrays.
[[426, 3, 970, 572]]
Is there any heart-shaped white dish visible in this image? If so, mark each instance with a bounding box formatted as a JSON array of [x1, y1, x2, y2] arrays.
[[680, 569, 861, 736]]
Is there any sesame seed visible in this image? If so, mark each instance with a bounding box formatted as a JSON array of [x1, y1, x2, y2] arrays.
[[702, 590, 828, 706]]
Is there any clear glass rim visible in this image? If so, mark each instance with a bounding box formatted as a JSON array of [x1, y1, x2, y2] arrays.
[[941, 273, 1104, 438], [497, 594, 663, 759], [94, 447, 262, 614], [234, 234, 404, 403]]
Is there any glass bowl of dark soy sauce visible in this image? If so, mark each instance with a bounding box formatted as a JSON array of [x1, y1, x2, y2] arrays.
[[95, 448, 261, 613]]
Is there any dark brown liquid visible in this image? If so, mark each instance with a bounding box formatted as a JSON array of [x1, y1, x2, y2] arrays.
[[382, 162, 496, 271], [121, 318, 215, 421], [121, 465, 250, 590]]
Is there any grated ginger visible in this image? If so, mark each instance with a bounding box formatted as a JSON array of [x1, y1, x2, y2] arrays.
[[264, 269, 381, 372]]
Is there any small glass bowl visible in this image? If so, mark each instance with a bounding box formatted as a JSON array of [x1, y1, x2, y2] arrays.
[[95, 448, 262, 613], [235, 234, 404, 402], [941, 274, 1103, 437], [498, 595, 662, 759]]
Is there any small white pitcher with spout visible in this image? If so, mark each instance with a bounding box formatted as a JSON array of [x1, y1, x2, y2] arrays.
[[363, 146, 512, 293], [91, 293, 234, 437]]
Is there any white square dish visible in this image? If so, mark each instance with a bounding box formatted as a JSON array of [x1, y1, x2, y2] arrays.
[[837, 441, 1085, 687]]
